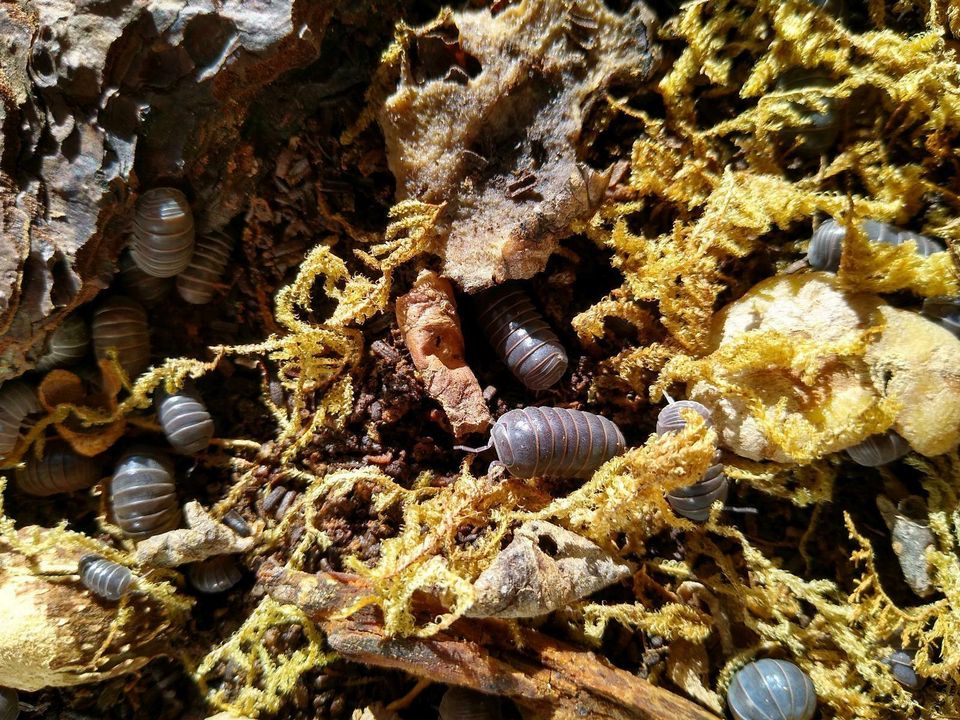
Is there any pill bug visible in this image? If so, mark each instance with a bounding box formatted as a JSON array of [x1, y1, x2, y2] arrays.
[[15, 441, 101, 496], [118, 251, 174, 306], [845, 430, 910, 467], [110, 448, 180, 540], [808, 218, 945, 272], [36, 314, 89, 371], [92, 296, 151, 380], [188, 554, 242, 594], [885, 649, 923, 690], [155, 386, 214, 455], [131, 188, 195, 278], [0, 380, 40, 456], [0, 687, 18, 720], [78, 554, 134, 601], [475, 285, 568, 391], [775, 68, 841, 155], [921, 296, 960, 337], [439, 686, 502, 720], [727, 659, 817, 720], [221, 509, 252, 537], [463, 407, 624, 479], [176, 229, 234, 304], [666, 463, 729, 522], [655, 399, 712, 435]]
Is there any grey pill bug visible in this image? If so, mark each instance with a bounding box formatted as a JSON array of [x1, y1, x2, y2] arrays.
[[92, 295, 151, 380], [885, 649, 923, 690], [131, 188, 195, 278], [921, 296, 960, 337], [118, 251, 174, 306], [0, 686, 18, 720], [727, 659, 817, 720], [463, 407, 624, 479], [79, 554, 134, 601], [221, 509, 252, 537], [110, 447, 180, 540], [666, 463, 729, 522], [177, 229, 234, 304], [438, 686, 502, 720], [475, 285, 569, 391], [188, 554, 242, 594], [845, 430, 910, 467], [15, 441, 101, 497], [0, 380, 41, 456], [655, 399, 712, 435], [808, 218, 946, 272], [155, 385, 214, 455], [36, 315, 89, 371], [775, 68, 841, 155]]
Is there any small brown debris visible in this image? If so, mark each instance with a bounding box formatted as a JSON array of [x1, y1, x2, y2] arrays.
[[395, 270, 491, 438]]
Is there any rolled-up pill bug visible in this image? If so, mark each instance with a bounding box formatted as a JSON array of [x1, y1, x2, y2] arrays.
[[808, 218, 945, 271], [110, 448, 180, 540], [188, 554, 242, 594], [155, 386, 214, 455], [666, 464, 729, 522], [845, 430, 910, 467], [921, 296, 960, 337], [439, 686, 502, 720], [0, 687, 18, 720], [727, 659, 817, 720], [118, 251, 173, 306], [475, 285, 568, 391], [885, 649, 923, 690], [15, 441, 101, 496], [463, 407, 624, 479], [36, 315, 89, 371], [176, 229, 234, 304], [131, 188, 195, 278], [78, 554, 134, 601], [655, 399, 712, 435], [221, 509, 252, 537], [0, 380, 40, 456], [92, 296, 151, 380]]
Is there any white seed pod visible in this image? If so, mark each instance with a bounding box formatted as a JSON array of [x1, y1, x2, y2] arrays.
[[110, 447, 180, 540], [0, 687, 18, 720], [0, 381, 41, 456], [845, 430, 910, 467], [655, 400, 712, 435], [131, 188, 195, 278], [36, 315, 89, 371], [727, 659, 816, 720], [176, 230, 234, 304], [118, 251, 174, 306], [15, 442, 101, 496], [439, 686, 502, 720], [188, 554, 242, 594], [92, 296, 151, 380], [156, 387, 214, 455], [78, 554, 134, 601]]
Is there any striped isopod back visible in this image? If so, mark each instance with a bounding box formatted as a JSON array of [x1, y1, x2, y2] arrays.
[[79, 554, 134, 601], [727, 659, 817, 720], [36, 314, 89, 371], [921, 296, 960, 337], [92, 296, 151, 380], [15, 442, 101, 496], [110, 448, 180, 540], [221, 509, 252, 537], [0, 687, 18, 720], [886, 649, 923, 690], [807, 219, 845, 271], [176, 230, 234, 304], [156, 386, 214, 455], [475, 285, 568, 390], [188, 554, 242, 593], [666, 463, 729, 522], [438, 686, 502, 720], [845, 430, 910, 467], [0, 381, 40, 456], [118, 251, 174, 306], [131, 188, 195, 278], [775, 68, 841, 155], [655, 400, 712, 435], [490, 407, 624, 479], [862, 220, 945, 256]]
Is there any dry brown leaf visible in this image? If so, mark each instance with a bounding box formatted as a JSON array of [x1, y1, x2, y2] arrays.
[[396, 270, 490, 438], [37, 361, 126, 456], [666, 639, 723, 714], [134, 502, 254, 566]]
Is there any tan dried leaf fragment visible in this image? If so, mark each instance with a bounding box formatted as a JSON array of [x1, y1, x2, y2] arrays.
[[134, 501, 254, 567], [396, 270, 491, 438], [378, 0, 659, 291], [876, 495, 935, 598], [466, 520, 631, 618]]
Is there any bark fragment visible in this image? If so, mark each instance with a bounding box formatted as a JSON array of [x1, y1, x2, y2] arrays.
[[135, 501, 254, 567]]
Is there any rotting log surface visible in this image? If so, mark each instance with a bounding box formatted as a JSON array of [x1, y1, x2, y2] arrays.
[[259, 562, 720, 720]]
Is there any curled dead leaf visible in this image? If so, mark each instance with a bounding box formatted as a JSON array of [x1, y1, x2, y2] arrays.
[[134, 501, 254, 567], [877, 495, 934, 597], [667, 638, 723, 714]]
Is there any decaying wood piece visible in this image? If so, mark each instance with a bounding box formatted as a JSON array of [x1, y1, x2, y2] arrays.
[[135, 501, 254, 568], [378, 0, 660, 291], [0, 0, 335, 381], [395, 270, 491, 438], [258, 563, 720, 720]]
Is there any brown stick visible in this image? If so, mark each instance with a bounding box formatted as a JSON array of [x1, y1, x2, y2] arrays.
[[257, 562, 720, 720]]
